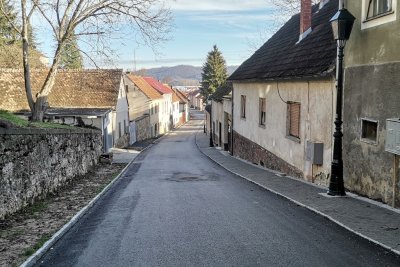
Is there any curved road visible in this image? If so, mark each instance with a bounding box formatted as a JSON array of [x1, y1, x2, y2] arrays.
[[36, 113, 400, 266]]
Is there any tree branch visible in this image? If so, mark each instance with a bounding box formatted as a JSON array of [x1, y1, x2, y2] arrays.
[[0, 0, 22, 34]]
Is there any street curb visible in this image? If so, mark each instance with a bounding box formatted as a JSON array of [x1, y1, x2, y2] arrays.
[[20, 144, 154, 267], [194, 131, 400, 257]]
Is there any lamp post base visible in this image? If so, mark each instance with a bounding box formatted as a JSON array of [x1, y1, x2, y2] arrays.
[[328, 163, 346, 196]]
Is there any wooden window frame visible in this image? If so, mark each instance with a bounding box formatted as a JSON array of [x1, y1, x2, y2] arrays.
[[286, 102, 301, 142], [362, 0, 396, 29], [259, 97, 266, 127], [240, 95, 246, 119], [366, 0, 392, 19]]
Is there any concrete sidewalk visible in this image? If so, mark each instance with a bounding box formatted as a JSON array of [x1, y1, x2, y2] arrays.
[[111, 148, 140, 164], [195, 131, 400, 256]]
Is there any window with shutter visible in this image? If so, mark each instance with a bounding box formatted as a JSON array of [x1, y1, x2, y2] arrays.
[[259, 98, 266, 126], [241, 95, 246, 118], [287, 102, 301, 139]]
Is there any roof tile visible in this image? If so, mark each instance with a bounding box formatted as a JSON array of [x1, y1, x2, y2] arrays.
[[229, 0, 337, 81], [0, 69, 122, 112], [126, 75, 162, 100], [143, 77, 173, 94]]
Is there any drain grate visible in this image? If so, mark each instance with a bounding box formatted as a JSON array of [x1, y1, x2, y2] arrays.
[[166, 172, 219, 182], [166, 176, 206, 182]]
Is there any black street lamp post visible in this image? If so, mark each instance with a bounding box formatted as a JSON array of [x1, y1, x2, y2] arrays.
[[328, 5, 355, 196]]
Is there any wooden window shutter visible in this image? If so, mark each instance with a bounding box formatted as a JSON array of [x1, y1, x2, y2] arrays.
[[259, 98, 266, 125], [289, 102, 300, 138], [241, 95, 246, 118]]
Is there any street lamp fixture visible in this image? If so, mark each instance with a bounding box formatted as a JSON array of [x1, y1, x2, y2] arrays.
[[328, 6, 355, 196]]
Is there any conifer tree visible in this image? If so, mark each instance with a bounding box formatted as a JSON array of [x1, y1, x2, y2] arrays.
[[59, 33, 83, 69], [0, 0, 18, 44], [201, 45, 228, 99]]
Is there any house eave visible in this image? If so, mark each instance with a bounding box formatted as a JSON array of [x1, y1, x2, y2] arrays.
[[228, 69, 335, 84]]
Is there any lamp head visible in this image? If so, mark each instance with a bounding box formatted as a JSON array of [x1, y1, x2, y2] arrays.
[[330, 8, 356, 41]]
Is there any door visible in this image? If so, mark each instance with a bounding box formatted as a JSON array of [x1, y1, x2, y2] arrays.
[[219, 122, 222, 147], [129, 121, 137, 145], [227, 119, 232, 152]]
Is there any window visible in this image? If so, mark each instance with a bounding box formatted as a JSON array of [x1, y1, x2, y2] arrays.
[[259, 98, 266, 126], [151, 106, 154, 115], [287, 102, 301, 139], [118, 122, 122, 138], [240, 95, 246, 118], [124, 120, 126, 134], [362, 0, 396, 29], [367, 0, 392, 19], [361, 119, 378, 143]]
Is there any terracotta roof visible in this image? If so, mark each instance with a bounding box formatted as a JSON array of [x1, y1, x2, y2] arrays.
[[46, 108, 111, 117], [175, 88, 189, 103], [126, 74, 162, 100], [229, 0, 337, 81], [143, 77, 173, 94], [0, 69, 122, 112], [172, 91, 180, 103], [171, 88, 187, 103], [210, 83, 233, 102]]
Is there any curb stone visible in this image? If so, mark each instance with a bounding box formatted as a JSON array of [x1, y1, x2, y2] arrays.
[[20, 144, 154, 267], [194, 130, 400, 257]]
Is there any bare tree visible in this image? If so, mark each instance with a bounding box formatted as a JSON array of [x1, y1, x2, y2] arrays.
[[0, 0, 172, 121], [247, 0, 320, 52], [270, 0, 320, 16]]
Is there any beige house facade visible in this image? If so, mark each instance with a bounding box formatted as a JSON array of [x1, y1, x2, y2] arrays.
[[229, 0, 338, 182], [143, 77, 174, 135], [125, 74, 163, 140], [232, 80, 335, 182], [210, 83, 233, 152]]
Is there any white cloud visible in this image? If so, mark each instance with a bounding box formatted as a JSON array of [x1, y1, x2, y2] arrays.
[[188, 11, 273, 21], [168, 0, 272, 11]]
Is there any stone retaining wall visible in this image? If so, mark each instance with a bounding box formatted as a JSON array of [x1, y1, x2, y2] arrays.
[[136, 115, 150, 142], [233, 131, 303, 178], [0, 128, 102, 219]]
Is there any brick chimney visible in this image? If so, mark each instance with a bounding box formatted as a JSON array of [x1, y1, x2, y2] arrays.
[[297, 0, 312, 43], [300, 0, 312, 35]]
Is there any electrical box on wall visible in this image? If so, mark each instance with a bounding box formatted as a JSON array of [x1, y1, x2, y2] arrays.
[[385, 119, 400, 155], [306, 140, 324, 165]]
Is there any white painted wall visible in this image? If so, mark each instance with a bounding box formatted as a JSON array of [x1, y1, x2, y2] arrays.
[[113, 77, 129, 145], [233, 79, 335, 181], [105, 112, 113, 152], [125, 77, 151, 120], [211, 100, 224, 146], [158, 93, 173, 134], [212, 98, 232, 147], [172, 101, 180, 127]]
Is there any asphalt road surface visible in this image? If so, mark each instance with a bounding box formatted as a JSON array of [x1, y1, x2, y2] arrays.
[[36, 111, 400, 267]]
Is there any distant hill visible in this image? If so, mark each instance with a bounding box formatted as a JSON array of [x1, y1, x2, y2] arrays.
[[134, 65, 238, 86]]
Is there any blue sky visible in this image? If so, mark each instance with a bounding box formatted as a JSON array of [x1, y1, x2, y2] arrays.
[[36, 0, 281, 70]]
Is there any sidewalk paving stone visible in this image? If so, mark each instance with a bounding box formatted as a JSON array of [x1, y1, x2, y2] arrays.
[[195, 131, 400, 255]]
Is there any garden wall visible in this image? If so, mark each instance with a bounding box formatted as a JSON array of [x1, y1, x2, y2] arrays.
[[0, 128, 102, 219]]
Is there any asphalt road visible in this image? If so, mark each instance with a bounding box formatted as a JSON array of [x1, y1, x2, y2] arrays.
[[36, 112, 400, 267]]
